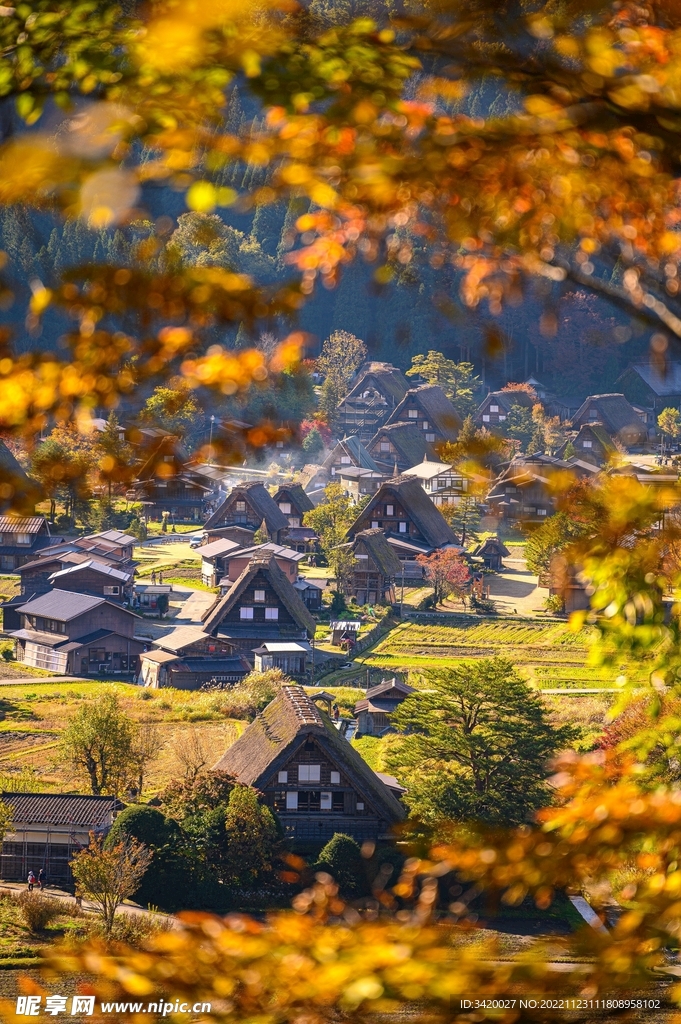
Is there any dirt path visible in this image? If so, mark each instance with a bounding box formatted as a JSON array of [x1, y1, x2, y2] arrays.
[[487, 557, 548, 616], [0, 881, 178, 926]]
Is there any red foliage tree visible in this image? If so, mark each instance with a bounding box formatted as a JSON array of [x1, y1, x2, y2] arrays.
[[416, 549, 470, 606]]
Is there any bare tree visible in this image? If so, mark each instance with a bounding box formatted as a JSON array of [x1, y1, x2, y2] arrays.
[[70, 835, 153, 936], [173, 730, 209, 785], [173, 725, 237, 784], [129, 722, 164, 797]]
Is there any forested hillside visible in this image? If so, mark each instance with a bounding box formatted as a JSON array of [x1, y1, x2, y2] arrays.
[[0, 6, 654, 396]]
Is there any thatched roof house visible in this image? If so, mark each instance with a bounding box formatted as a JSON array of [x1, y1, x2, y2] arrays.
[[213, 684, 405, 843]]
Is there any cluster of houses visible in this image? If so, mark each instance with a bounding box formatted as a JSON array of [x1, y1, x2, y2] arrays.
[[2, 359, 679, 685], [0, 676, 419, 885], [4, 358, 681, 884]]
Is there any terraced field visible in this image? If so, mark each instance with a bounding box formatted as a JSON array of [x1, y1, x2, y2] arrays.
[[361, 618, 652, 690]]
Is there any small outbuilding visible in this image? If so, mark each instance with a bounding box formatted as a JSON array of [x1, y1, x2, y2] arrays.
[[473, 537, 510, 571], [252, 641, 311, 678], [353, 678, 415, 737], [329, 620, 361, 647]]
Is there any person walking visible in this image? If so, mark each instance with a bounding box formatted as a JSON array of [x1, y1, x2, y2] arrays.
[[27, 870, 35, 892], [38, 868, 46, 890]]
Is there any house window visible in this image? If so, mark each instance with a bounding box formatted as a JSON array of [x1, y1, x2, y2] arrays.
[[498, 415, 506, 422], [380, 442, 390, 452], [235, 500, 246, 512], [16, 534, 31, 545], [276, 440, 284, 448], [265, 607, 279, 620], [482, 415, 490, 422], [371, 521, 379, 529], [298, 764, 320, 782], [279, 503, 291, 514], [0, 556, 15, 570], [254, 590, 265, 602], [426, 434, 435, 442], [320, 792, 332, 810], [422, 421, 429, 430], [278, 771, 288, 783], [330, 771, 340, 784], [408, 409, 418, 418], [286, 792, 298, 810], [385, 504, 394, 516], [538, 508, 548, 516], [240, 607, 254, 619], [490, 405, 499, 412], [583, 440, 593, 448], [356, 802, 365, 811], [340, 456, 351, 464], [399, 521, 408, 533], [103, 586, 119, 596], [290, 517, 300, 527], [163, 454, 174, 462]]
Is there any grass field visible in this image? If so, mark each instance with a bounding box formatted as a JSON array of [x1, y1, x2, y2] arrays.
[[359, 618, 651, 690], [0, 681, 245, 796]]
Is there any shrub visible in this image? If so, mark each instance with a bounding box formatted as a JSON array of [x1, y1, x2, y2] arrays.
[[87, 911, 171, 947], [14, 892, 62, 932], [105, 805, 186, 911], [544, 594, 565, 614], [316, 833, 367, 897], [0, 640, 14, 661]]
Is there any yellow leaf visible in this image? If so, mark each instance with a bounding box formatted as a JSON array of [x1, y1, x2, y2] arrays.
[[186, 181, 217, 212], [29, 287, 52, 316]]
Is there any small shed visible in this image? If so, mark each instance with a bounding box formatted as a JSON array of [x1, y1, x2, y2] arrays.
[[353, 678, 415, 737], [473, 537, 510, 571], [133, 583, 173, 611], [330, 620, 361, 647], [252, 641, 311, 678], [293, 578, 323, 611]]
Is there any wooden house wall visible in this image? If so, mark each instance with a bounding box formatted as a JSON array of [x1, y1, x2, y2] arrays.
[[349, 537, 395, 604], [226, 554, 298, 583], [19, 561, 63, 595], [391, 396, 444, 442], [210, 494, 276, 536], [259, 734, 387, 842], [49, 569, 131, 602], [275, 488, 307, 523], [21, 603, 137, 640], [219, 569, 298, 626], [68, 635, 145, 676], [351, 490, 425, 544]]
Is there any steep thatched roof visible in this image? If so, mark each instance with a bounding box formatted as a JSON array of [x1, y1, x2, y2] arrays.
[[212, 684, 405, 823], [347, 477, 458, 549], [205, 481, 289, 532], [202, 553, 316, 636], [572, 394, 647, 442], [388, 385, 462, 439], [344, 364, 409, 405], [354, 528, 402, 576], [370, 423, 430, 466], [272, 483, 314, 515], [323, 436, 380, 472]]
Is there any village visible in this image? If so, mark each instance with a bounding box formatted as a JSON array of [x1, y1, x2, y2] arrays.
[[0, 344, 676, 941]]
